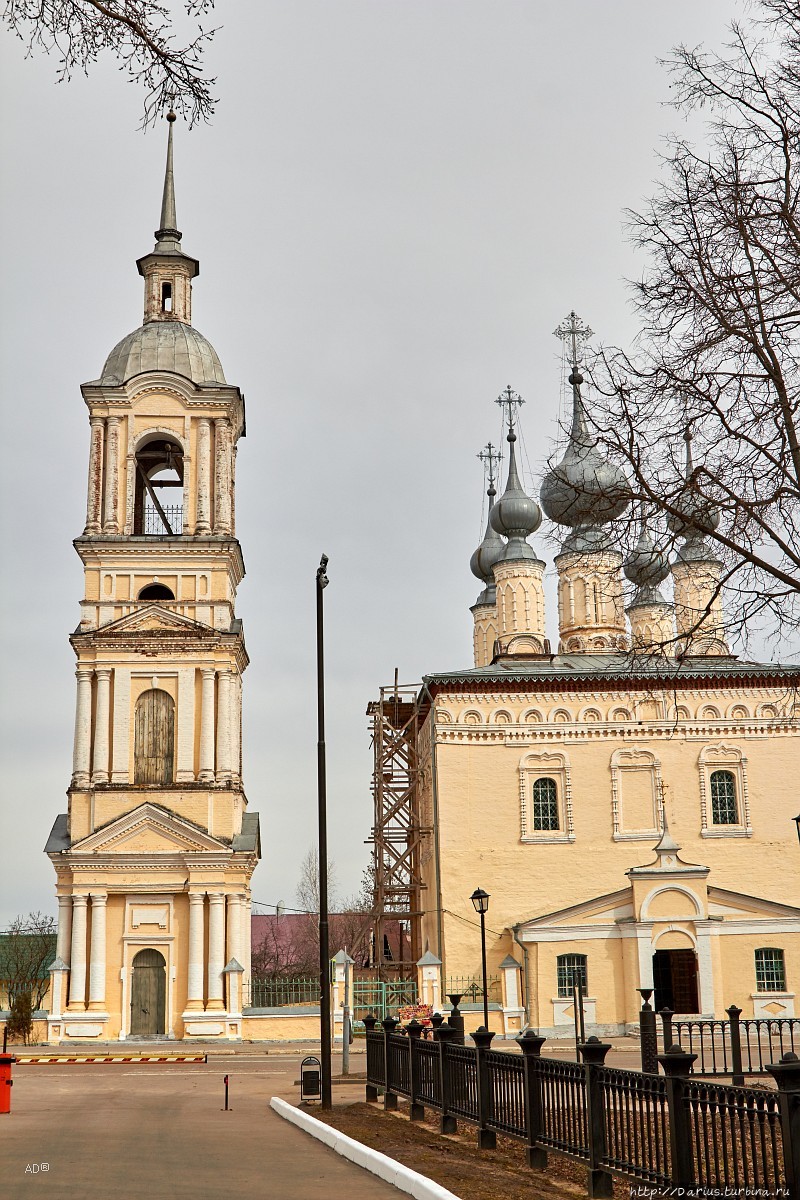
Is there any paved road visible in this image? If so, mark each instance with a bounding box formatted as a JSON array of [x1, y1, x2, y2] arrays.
[[1, 1051, 398, 1200]]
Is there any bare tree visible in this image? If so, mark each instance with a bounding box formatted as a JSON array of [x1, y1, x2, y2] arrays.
[[564, 0, 800, 652], [1, 912, 57, 1044], [3, 0, 217, 126]]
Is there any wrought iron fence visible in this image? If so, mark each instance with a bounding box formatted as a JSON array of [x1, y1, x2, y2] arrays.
[[663, 1006, 800, 1080], [444, 975, 501, 1002], [364, 1017, 800, 1197], [352, 978, 417, 1026], [143, 503, 183, 535], [246, 977, 320, 1008]]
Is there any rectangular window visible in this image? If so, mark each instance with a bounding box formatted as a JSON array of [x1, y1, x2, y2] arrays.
[[557, 953, 587, 998], [710, 770, 738, 824], [755, 948, 786, 992], [532, 777, 559, 831]]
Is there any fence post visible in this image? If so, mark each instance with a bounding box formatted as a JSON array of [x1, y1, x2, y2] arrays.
[[766, 1051, 800, 1200], [726, 1004, 744, 1086], [516, 1029, 547, 1170], [657, 1044, 697, 1188], [434, 1020, 458, 1134], [579, 1036, 613, 1199], [472, 1027, 496, 1150], [447, 994, 465, 1047], [382, 1016, 399, 1111], [407, 1018, 425, 1121], [658, 1007, 674, 1051], [363, 1013, 379, 1102], [638, 988, 658, 1074]]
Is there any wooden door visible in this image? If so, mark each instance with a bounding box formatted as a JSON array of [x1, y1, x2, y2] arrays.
[[130, 948, 167, 1036], [134, 689, 175, 784], [670, 949, 699, 1013]]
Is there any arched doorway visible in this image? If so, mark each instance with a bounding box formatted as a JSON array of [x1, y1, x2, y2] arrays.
[[134, 689, 175, 784], [653, 948, 699, 1013], [130, 948, 167, 1037]]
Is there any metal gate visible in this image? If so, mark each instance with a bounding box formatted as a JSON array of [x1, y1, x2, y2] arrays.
[[352, 979, 417, 1026]]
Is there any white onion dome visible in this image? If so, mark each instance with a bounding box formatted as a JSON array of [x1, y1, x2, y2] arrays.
[[489, 429, 542, 561], [540, 370, 629, 550], [470, 483, 505, 602], [624, 527, 670, 604]]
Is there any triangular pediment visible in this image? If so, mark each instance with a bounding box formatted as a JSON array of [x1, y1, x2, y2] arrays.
[[516, 888, 634, 934], [708, 887, 800, 921], [72, 803, 229, 855], [96, 606, 215, 636]]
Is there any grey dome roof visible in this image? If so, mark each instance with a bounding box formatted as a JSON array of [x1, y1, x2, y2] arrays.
[[100, 321, 225, 386]]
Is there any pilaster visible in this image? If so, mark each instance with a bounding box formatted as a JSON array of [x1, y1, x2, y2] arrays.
[[72, 667, 93, 787], [207, 893, 225, 1011], [87, 893, 107, 1010], [92, 668, 112, 786], [67, 896, 88, 1011], [102, 416, 121, 534], [199, 668, 216, 781]]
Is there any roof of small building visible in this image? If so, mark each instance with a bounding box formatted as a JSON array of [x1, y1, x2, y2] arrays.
[[423, 652, 800, 691], [97, 320, 226, 386]]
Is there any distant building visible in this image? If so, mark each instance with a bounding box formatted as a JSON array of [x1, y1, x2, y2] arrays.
[[378, 316, 800, 1038], [44, 117, 260, 1043]]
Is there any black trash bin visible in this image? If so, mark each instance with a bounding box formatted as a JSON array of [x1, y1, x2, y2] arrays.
[[300, 1055, 321, 1101]]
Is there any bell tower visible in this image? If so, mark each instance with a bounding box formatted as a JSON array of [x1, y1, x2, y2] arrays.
[[45, 116, 260, 1044]]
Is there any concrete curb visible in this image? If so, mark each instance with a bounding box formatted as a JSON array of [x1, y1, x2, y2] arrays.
[[270, 1096, 462, 1200]]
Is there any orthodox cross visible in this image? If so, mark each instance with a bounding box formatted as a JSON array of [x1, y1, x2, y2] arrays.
[[477, 441, 502, 491], [495, 384, 524, 432], [553, 310, 593, 369]]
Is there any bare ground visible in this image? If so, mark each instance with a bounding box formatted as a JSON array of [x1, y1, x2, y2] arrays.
[[313, 1098, 605, 1200]]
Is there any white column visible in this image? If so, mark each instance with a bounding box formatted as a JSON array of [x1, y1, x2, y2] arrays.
[[199, 668, 216, 781], [244, 894, 252, 995], [207, 893, 225, 1010], [72, 666, 93, 787], [186, 892, 205, 1010], [84, 416, 105, 534], [213, 418, 232, 534], [111, 667, 131, 783], [229, 673, 240, 782], [216, 669, 232, 782], [102, 416, 120, 534], [176, 667, 195, 782], [67, 896, 88, 1010], [196, 418, 212, 534], [92, 668, 112, 785], [226, 893, 243, 966], [56, 895, 73, 966], [696, 927, 716, 1016], [88, 893, 107, 1010]]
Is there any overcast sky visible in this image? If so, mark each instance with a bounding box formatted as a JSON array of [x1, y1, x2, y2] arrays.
[[0, 0, 738, 926]]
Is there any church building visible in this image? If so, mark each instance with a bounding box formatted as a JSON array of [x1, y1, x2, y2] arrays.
[[412, 313, 800, 1038], [44, 116, 260, 1042]]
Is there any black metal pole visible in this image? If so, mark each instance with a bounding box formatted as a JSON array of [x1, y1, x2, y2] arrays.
[[480, 909, 489, 1030], [316, 554, 332, 1110]]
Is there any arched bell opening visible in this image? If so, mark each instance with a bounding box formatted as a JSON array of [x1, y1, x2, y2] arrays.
[[138, 583, 175, 601], [134, 688, 175, 784], [133, 435, 184, 535]]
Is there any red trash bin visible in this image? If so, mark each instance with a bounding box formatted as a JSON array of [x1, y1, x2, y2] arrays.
[[0, 1054, 15, 1114]]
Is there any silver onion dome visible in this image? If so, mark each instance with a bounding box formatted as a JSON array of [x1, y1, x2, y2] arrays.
[[470, 482, 505, 602], [489, 428, 542, 561], [540, 367, 629, 550], [667, 430, 721, 562], [624, 527, 670, 605]]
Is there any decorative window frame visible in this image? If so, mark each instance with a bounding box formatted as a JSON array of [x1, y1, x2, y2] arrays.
[[698, 743, 752, 838], [610, 748, 663, 841], [519, 751, 575, 844]]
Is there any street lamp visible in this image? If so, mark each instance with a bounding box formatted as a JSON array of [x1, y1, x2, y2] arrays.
[[470, 888, 490, 1030], [794, 814, 800, 847], [316, 554, 331, 1110]]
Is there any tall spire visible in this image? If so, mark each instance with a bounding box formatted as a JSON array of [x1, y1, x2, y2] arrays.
[[137, 111, 199, 324], [157, 111, 179, 244]]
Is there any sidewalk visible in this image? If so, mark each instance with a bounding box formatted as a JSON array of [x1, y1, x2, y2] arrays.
[[0, 1053, 397, 1199]]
